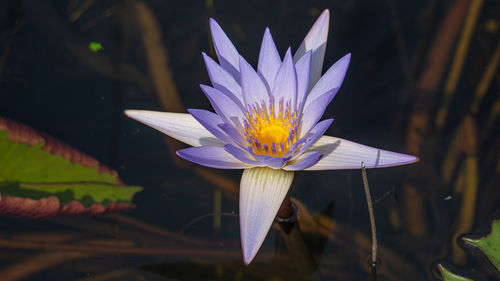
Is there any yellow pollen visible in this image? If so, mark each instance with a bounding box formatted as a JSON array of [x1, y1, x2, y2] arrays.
[[244, 100, 298, 157], [257, 125, 288, 149]]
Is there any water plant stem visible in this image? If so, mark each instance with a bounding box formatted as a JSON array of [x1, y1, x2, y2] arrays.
[[277, 194, 295, 221], [361, 162, 377, 266]]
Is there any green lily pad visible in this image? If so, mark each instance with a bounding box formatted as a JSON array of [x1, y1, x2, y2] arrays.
[[0, 116, 142, 217], [437, 264, 474, 281], [463, 219, 500, 272]]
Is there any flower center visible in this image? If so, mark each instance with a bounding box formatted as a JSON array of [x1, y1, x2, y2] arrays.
[[244, 99, 298, 157], [258, 125, 288, 146]]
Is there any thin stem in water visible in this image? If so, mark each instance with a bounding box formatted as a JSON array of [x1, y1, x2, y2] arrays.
[[361, 162, 378, 267]]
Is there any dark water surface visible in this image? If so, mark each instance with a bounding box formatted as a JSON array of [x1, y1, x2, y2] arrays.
[[1, 0, 499, 280]]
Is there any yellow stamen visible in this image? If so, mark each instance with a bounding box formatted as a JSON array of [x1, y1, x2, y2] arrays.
[[244, 100, 298, 157]]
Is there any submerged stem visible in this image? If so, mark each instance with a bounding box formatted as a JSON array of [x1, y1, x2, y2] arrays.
[[277, 194, 295, 220], [361, 162, 378, 267]]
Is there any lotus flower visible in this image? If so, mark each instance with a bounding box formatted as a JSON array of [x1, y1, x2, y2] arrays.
[[126, 10, 417, 265]]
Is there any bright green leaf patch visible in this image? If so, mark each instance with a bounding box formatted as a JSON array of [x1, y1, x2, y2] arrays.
[[0, 131, 117, 183], [88, 41, 103, 52], [437, 264, 474, 281], [0, 130, 141, 207], [463, 219, 500, 272]]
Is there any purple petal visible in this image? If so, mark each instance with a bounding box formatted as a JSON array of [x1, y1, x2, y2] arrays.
[[293, 118, 333, 156], [202, 53, 244, 106], [218, 123, 247, 148], [187, 108, 232, 144], [304, 136, 419, 170], [252, 154, 289, 169], [282, 138, 307, 158], [177, 146, 250, 169], [272, 48, 297, 108], [283, 151, 322, 171], [125, 110, 223, 147], [200, 84, 244, 131], [240, 56, 270, 106], [224, 144, 259, 165], [239, 167, 294, 264], [299, 89, 336, 136], [258, 28, 281, 91], [293, 9, 330, 90], [209, 18, 240, 80], [304, 53, 350, 109], [295, 50, 312, 112]]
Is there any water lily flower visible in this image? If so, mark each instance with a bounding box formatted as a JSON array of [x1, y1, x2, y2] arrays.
[[125, 10, 417, 265]]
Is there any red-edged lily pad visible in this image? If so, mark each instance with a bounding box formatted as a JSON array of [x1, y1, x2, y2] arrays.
[[0, 116, 142, 218]]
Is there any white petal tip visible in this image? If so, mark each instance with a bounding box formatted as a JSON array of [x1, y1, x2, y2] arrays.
[[362, 151, 419, 168], [124, 109, 146, 120], [382, 153, 419, 167], [242, 246, 259, 265], [404, 155, 419, 165], [319, 9, 330, 20]]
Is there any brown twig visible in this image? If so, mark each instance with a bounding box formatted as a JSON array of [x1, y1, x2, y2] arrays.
[[403, 0, 471, 237], [0, 251, 96, 281], [436, 0, 484, 130], [105, 213, 206, 246], [133, 1, 188, 167], [0, 238, 247, 258], [68, 0, 96, 22], [471, 41, 500, 114]]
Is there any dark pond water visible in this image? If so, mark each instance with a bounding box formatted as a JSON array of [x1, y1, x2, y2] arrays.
[[0, 0, 499, 280]]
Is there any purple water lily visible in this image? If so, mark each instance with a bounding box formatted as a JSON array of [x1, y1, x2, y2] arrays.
[[126, 10, 417, 265]]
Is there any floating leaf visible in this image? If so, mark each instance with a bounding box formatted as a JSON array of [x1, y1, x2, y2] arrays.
[[0, 116, 142, 217], [436, 218, 500, 280], [463, 219, 500, 272], [437, 264, 474, 281]]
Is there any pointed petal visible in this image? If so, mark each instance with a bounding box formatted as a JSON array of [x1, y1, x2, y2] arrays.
[[283, 151, 322, 171], [272, 48, 297, 108], [125, 110, 223, 147], [209, 18, 240, 80], [224, 144, 259, 165], [304, 53, 350, 109], [177, 146, 251, 169], [252, 154, 289, 169], [202, 53, 244, 106], [294, 118, 333, 155], [200, 84, 244, 131], [187, 108, 232, 144], [218, 123, 247, 148], [304, 136, 419, 170], [240, 56, 270, 106], [293, 9, 330, 89], [295, 50, 311, 112], [299, 89, 336, 136], [258, 28, 281, 91], [240, 167, 294, 264]]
